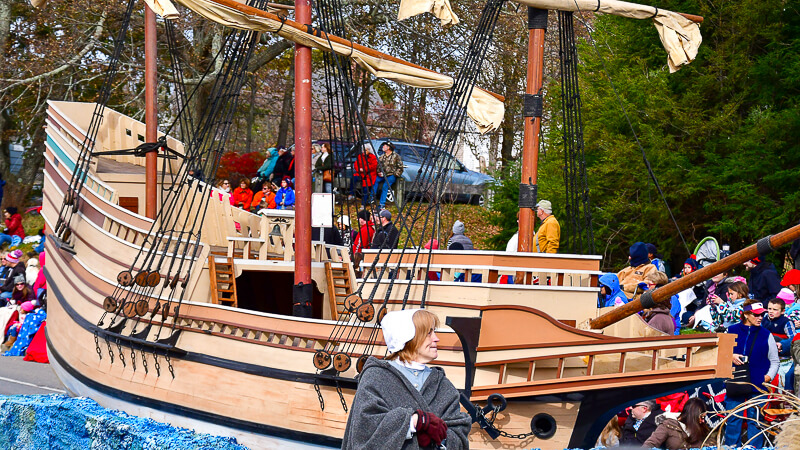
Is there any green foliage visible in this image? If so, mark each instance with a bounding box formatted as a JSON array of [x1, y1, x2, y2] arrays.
[[555, 0, 800, 271], [484, 161, 520, 250]]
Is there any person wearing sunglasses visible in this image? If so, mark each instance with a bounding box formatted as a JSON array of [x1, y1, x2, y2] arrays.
[[620, 400, 659, 445]]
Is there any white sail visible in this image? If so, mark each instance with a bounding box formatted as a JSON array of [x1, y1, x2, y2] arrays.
[[171, 0, 503, 133], [398, 0, 460, 26], [399, 0, 702, 72]]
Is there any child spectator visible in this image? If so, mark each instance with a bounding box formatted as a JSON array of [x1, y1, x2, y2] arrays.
[[3, 301, 46, 356], [709, 281, 748, 331], [0, 207, 25, 249], [643, 271, 680, 335], [764, 297, 796, 358], [598, 273, 628, 307], [275, 177, 295, 210], [232, 178, 253, 210], [646, 243, 666, 273]]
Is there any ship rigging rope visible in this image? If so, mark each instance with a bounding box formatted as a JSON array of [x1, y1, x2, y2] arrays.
[[53, 0, 138, 242], [557, 11, 594, 254], [95, 1, 272, 373], [312, 0, 507, 380], [567, 0, 690, 254]]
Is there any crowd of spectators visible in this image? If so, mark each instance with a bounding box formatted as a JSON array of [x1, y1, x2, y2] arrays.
[[595, 240, 800, 448]]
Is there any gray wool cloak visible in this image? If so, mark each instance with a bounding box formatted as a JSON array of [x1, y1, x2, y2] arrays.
[[341, 357, 472, 449]]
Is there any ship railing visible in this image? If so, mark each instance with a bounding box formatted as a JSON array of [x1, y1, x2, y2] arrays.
[[470, 333, 735, 399], [361, 249, 600, 288]]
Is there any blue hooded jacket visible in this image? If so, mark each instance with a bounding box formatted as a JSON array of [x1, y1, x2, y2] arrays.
[[599, 273, 628, 307], [257, 148, 280, 179]]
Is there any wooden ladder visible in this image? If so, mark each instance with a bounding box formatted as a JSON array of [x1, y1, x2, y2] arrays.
[[325, 261, 353, 320], [209, 255, 238, 308]]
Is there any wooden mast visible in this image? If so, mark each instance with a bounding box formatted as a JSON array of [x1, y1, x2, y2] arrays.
[[293, 0, 313, 317], [144, 5, 158, 219], [518, 8, 548, 254]]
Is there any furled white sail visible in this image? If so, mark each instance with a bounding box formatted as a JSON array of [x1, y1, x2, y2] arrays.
[[398, 0, 702, 72], [398, 0, 459, 26], [171, 0, 503, 132]]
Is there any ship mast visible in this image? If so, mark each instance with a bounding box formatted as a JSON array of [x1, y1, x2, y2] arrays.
[[293, 0, 313, 317], [517, 7, 547, 253], [144, 4, 158, 219]]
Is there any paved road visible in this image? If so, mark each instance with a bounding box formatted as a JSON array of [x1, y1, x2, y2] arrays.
[[0, 357, 67, 396]]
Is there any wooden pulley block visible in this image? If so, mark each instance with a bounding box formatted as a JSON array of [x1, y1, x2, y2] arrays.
[[355, 303, 375, 322], [122, 302, 137, 318], [64, 191, 74, 206], [61, 228, 72, 242], [161, 301, 171, 320], [356, 355, 369, 373], [102, 296, 118, 313], [313, 350, 332, 370], [376, 307, 387, 325], [117, 271, 134, 287], [343, 294, 362, 312], [146, 271, 161, 287], [170, 276, 180, 289], [135, 299, 149, 316], [332, 352, 351, 372], [134, 271, 149, 287]]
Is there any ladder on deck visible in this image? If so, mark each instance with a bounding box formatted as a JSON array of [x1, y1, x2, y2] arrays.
[[325, 261, 353, 320], [209, 255, 238, 308]]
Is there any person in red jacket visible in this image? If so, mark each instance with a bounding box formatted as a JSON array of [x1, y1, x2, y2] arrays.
[[0, 207, 25, 249], [352, 210, 375, 275], [349, 145, 378, 205], [232, 178, 253, 211]]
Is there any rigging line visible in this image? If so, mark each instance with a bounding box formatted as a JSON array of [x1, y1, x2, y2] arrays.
[[568, 1, 689, 254]]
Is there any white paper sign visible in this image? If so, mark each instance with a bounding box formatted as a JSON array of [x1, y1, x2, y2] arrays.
[[311, 193, 334, 228]]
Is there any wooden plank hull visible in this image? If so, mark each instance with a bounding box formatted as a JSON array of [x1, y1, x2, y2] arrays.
[[42, 101, 734, 450]]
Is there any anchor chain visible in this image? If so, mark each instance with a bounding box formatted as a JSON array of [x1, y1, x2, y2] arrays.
[[165, 353, 175, 378], [94, 331, 102, 361], [476, 403, 537, 440], [335, 380, 348, 412]]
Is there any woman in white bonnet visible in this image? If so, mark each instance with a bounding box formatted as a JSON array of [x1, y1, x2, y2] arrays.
[[342, 308, 470, 449]]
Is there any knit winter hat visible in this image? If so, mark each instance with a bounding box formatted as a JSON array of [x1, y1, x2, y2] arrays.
[[381, 308, 420, 353], [20, 301, 34, 312], [13, 275, 25, 285], [629, 242, 650, 267], [4, 250, 22, 264], [684, 257, 699, 272], [424, 239, 439, 250], [452, 220, 465, 235], [645, 243, 657, 256], [777, 288, 795, 304]]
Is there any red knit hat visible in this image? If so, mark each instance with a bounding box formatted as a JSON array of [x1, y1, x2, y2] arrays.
[[781, 269, 800, 286]]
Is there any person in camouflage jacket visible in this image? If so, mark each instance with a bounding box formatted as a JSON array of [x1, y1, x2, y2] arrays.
[[373, 142, 404, 209]]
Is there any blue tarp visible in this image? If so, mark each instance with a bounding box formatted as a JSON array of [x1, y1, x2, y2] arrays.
[[0, 394, 248, 449]]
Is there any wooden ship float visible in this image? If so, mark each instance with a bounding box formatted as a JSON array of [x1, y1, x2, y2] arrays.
[[38, 0, 787, 449]]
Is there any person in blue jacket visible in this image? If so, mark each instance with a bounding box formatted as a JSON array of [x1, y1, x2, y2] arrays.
[[275, 177, 295, 210], [257, 147, 280, 181], [724, 300, 779, 448], [598, 273, 628, 308]]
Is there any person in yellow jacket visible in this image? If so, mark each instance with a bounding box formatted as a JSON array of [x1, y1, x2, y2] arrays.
[[617, 242, 658, 299], [536, 200, 560, 253]]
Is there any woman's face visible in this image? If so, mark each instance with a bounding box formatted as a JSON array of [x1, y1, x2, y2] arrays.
[[240, 181, 247, 189], [221, 180, 230, 189], [743, 312, 762, 327], [14, 282, 24, 291], [415, 328, 439, 364]]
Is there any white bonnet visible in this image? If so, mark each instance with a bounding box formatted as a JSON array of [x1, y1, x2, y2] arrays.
[[381, 308, 420, 353]]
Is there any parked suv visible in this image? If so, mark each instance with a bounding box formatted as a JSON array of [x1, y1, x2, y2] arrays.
[[333, 139, 493, 205]]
